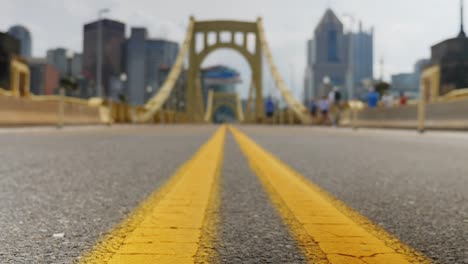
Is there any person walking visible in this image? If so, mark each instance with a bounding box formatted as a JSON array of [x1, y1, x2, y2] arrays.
[[309, 97, 318, 120], [330, 87, 342, 126], [367, 88, 379, 108], [265, 96, 275, 124], [399, 91, 408, 106], [382, 91, 394, 108], [318, 95, 330, 125]]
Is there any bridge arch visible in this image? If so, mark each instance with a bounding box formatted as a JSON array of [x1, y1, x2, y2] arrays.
[[138, 17, 312, 125], [187, 20, 263, 122], [212, 103, 238, 123]]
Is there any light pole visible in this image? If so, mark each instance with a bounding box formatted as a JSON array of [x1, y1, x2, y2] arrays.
[[97, 8, 110, 98], [57, 50, 75, 129]]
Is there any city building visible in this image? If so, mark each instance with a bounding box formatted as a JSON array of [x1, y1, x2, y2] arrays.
[[391, 73, 417, 93], [349, 22, 374, 99], [124, 27, 179, 105], [71, 53, 82, 78], [27, 58, 60, 95], [83, 19, 126, 97], [304, 9, 374, 101], [144, 39, 179, 101], [7, 25, 32, 58], [125, 28, 147, 105], [201, 65, 241, 123], [46, 48, 83, 78], [391, 58, 430, 98], [421, 2, 468, 101], [46, 48, 68, 75]]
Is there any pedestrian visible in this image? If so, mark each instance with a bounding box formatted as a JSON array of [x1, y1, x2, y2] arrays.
[[265, 96, 275, 123], [382, 91, 394, 108], [318, 95, 330, 125], [331, 87, 342, 126], [367, 88, 379, 108], [399, 91, 408, 106], [309, 98, 318, 119], [334, 87, 342, 105]]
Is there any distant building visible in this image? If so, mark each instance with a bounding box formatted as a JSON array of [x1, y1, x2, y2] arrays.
[[145, 39, 179, 101], [83, 19, 125, 97], [349, 22, 374, 98], [422, 1, 468, 101], [124, 27, 179, 105], [125, 28, 147, 105], [311, 9, 349, 99], [7, 25, 32, 58], [391, 73, 417, 92], [27, 58, 60, 95], [71, 53, 82, 78], [391, 59, 430, 98], [304, 9, 374, 101], [46, 48, 68, 75]]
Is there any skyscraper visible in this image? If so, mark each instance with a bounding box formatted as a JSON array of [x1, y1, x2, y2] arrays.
[[125, 27, 179, 105], [349, 22, 374, 98], [83, 19, 125, 97], [304, 9, 374, 101], [27, 57, 60, 95], [7, 25, 32, 58], [145, 39, 179, 101], [125, 28, 148, 105], [46, 48, 68, 75], [305, 9, 349, 100], [71, 53, 83, 78]]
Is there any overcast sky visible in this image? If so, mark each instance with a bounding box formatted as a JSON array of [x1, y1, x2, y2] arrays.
[[0, 0, 464, 99]]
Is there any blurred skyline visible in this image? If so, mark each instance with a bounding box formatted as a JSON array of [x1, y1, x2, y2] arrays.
[[1, 0, 465, 98]]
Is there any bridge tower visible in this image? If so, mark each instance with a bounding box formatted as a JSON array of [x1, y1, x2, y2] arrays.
[[187, 17, 263, 122]]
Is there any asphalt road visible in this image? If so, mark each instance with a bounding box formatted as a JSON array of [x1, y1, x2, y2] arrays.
[[241, 125, 468, 264], [0, 125, 467, 263], [217, 135, 307, 264], [0, 125, 216, 263]]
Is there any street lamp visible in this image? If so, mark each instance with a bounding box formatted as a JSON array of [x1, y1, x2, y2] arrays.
[[120, 73, 127, 82], [57, 50, 76, 129], [97, 8, 110, 98]]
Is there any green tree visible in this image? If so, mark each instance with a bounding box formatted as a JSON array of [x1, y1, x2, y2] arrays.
[[374, 81, 391, 96]]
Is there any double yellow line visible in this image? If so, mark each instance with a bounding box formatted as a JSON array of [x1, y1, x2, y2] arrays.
[[80, 126, 431, 264]]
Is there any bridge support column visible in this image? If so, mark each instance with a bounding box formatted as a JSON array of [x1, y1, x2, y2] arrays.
[[254, 36, 264, 123]]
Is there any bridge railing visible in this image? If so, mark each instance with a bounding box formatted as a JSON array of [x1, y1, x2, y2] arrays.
[[342, 98, 468, 130]]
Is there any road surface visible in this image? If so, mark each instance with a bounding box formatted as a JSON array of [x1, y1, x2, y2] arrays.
[[0, 125, 466, 263]]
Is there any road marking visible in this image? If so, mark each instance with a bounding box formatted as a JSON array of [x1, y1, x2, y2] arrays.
[[80, 126, 225, 264], [229, 126, 431, 264]]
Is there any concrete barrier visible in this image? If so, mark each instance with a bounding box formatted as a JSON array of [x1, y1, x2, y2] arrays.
[[346, 98, 468, 130], [0, 96, 102, 126]]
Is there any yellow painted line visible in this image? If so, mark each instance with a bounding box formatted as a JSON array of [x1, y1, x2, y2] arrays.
[[79, 126, 226, 264], [229, 126, 431, 264]]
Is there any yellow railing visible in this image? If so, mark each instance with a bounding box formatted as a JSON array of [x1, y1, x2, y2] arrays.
[[0, 87, 13, 97]]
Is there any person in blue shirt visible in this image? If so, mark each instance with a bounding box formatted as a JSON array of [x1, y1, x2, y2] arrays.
[[265, 96, 275, 118], [309, 98, 317, 118], [367, 88, 380, 108]]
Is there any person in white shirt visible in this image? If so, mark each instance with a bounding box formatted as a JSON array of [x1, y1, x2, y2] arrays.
[[318, 96, 330, 125], [382, 92, 394, 108]]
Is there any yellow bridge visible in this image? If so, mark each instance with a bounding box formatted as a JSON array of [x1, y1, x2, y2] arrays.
[[137, 17, 311, 125]]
